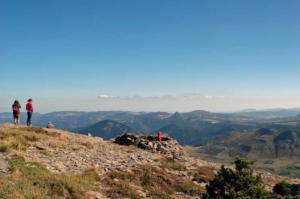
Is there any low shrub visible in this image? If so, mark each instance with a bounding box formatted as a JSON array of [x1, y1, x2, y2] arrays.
[[273, 181, 300, 197]]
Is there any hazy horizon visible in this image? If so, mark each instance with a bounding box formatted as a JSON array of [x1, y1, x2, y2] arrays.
[[1, 104, 300, 114]]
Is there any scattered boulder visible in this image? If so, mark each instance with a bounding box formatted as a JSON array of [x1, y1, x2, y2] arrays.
[[0, 157, 9, 173], [47, 122, 55, 128], [115, 133, 186, 159]]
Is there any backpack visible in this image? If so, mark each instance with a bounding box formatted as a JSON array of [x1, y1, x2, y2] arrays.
[[13, 105, 19, 112]]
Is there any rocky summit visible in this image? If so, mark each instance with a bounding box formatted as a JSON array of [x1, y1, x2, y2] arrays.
[[0, 123, 299, 199], [114, 133, 186, 159]]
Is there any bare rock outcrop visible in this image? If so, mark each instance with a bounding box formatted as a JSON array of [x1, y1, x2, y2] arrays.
[[114, 133, 186, 159]]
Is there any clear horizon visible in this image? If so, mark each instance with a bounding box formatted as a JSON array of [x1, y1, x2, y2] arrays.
[[1, 0, 300, 112]]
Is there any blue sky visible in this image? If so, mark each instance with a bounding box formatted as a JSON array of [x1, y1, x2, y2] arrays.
[[1, 0, 300, 112]]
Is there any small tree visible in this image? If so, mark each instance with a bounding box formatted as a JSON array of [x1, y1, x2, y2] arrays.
[[202, 157, 269, 199]]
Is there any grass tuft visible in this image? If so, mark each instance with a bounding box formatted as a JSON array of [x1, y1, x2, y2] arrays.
[[0, 144, 9, 153], [80, 142, 94, 149]]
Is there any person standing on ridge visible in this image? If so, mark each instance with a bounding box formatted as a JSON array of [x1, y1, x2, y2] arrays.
[[12, 100, 21, 125], [157, 130, 162, 142], [26, 99, 34, 126]]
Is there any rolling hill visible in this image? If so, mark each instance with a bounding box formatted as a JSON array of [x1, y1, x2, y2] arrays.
[[186, 128, 300, 177], [77, 119, 139, 140]]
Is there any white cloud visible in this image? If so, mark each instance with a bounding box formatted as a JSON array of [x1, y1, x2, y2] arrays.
[[97, 93, 225, 101], [97, 94, 117, 99], [204, 95, 213, 99], [92, 93, 231, 112]]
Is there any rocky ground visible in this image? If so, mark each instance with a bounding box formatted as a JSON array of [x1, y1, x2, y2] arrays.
[[0, 123, 299, 198]]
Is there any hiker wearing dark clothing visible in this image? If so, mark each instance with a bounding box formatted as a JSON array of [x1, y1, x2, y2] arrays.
[[12, 100, 21, 125], [26, 99, 34, 126]]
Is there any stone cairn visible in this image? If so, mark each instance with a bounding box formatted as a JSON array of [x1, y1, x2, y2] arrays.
[[114, 133, 186, 159], [47, 122, 55, 128]]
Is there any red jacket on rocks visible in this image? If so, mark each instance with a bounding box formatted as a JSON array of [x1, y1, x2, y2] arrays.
[[26, 102, 34, 112]]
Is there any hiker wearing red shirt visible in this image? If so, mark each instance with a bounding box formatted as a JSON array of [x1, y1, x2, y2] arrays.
[[157, 131, 162, 142], [12, 100, 21, 125], [26, 99, 34, 126]]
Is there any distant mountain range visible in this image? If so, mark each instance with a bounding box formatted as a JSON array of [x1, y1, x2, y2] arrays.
[[1, 109, 300, 146], [236, 108, 300, 119]]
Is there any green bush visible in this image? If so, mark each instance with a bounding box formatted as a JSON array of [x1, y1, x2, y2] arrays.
[[274, 181, 292, 196], [273, 181, 300, 197], [202, 157, 269, 199]]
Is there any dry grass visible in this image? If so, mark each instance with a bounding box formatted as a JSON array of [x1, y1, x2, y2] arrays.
[[158, 157, 186, 171], [20, 127, 69, 140], [40, 150, 52, 157], [80, 141, 94, 149], [102, 164, 204, 199], [0, 127, 71, 155], [48, 140, 67, 149], [45, 131, 66, 139], [0, 128, 48, 152], [72, 145, 80, 151], [190, 165, 216, 183], [103, 176, 142, 199], [19, 126, 48, 134], [0, 156, 100, 199], [124, 145, 139, 153]]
